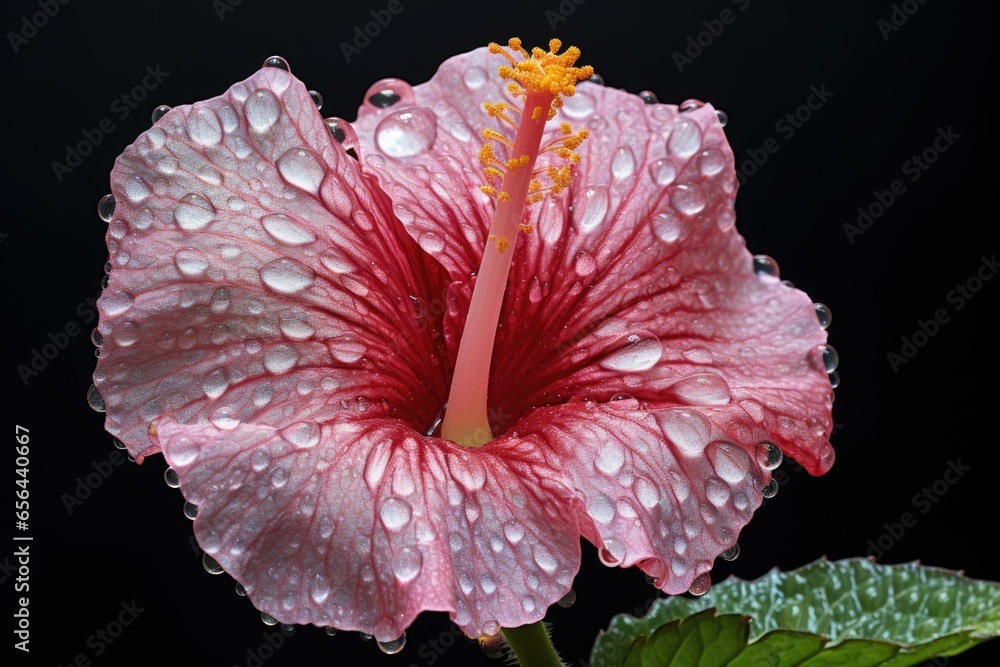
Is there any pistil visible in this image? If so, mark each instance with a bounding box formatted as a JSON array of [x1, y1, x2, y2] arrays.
[[441, 39, 592, 447]]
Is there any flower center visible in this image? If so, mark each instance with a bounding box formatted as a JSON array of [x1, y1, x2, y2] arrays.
[[441, 38, 593, 448]]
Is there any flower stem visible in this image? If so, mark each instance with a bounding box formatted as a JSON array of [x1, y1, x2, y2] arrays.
[[502, 621, 564, 667]]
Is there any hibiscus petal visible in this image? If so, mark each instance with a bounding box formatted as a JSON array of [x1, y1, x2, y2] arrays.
[[95, 66, 450, 463], [155, 416, 580, 639]]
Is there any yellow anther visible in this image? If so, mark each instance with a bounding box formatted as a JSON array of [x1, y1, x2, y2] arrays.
[[482, 128, 513, 147], [520, 224, 534, 234], [489, 234, 511, 253], [497, 191, 510, 202], [560, 122, 572, 134]]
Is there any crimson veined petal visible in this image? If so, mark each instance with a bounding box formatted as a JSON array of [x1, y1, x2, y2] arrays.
[[155, 416, 580, 640], [96, 66, 449, 464]]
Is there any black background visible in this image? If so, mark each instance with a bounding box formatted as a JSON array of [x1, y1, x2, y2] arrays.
[[4, 0, 998, 665]]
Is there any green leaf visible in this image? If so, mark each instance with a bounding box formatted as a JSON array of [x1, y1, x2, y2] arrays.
[[590, 559, 1000, 667]]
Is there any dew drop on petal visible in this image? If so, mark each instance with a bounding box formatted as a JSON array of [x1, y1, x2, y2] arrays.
[[707, 441, 750, 484], [668, 119, 703, 157], [171, 436, 202, 467], [260, 258, 314, 294], [532, 544, 558, 573], [375, 107, 437, 158], [183, 501, 199, 519], [753, 254, 780, 278], [577, 185, 609, 231], [699, 148, 726, 176], [755, 441, 783, 470], [262, 214, 316, 245], [393, 546, 422, 583], [379, 497, 412, 530], [281, 422, 320, 449], [658, 410, 711, 455], [102, 291, 134, 317], [418, 231, 445, 253], [260, 611, 279, 626], [762, 478, 779, 498], [651, 211, 683, 243], [574, 251, 597, 277], [649, 159, 677, 185], [611, 146, 635, 179], [250, 448, 271, 472], [672, 374, 732, 405], [202, 553, 224, 575], [309, 89, 324, 110], [175, 248, 210, 277], [672, 183, 707, 216], [463, 67, 487, 89], [186, 106, 223, 146], [174, 193, 216, 230], [246, 89, 281, 131], [557, 589, 577, 608], [600, 336, 662, 372], [377, 634, 406, 655], [561, 90, 595, 118], [264, 344, 299, 374], [820, 344, 839, 373], [688, 573, 711, 596], [163, 467, 180, 488], [595, 440, 625, 475], [97, 194, 116, 222], [720, 544, 741, 561], [86, 384, 105, 412], [276, 147, 326, 194], [814, 303, 832, 329], [598, 538, 625, 566], [639, 90, 658, 104]]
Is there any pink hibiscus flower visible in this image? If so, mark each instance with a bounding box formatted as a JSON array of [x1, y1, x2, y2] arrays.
[[91, 39, 835, 645]]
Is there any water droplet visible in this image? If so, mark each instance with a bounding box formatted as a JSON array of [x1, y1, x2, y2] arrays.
[[260, 611, 279, 626], [679, 98, 704, 112], [574, 251, 597, 277], [235, 582, 247, 596], [462, 66, 488, 89], [262, 55, 289, 71], [86, 384, 105, 412], [598, 538, 625, 566], [688, 573, 711, 596], [359, 632, 373, 641], [753, 254, 779, 278], [277, 147, 326, 194], [814, 303, 832, 329], [672, 183, 707, 216], [97, 194, 116, 222], [186, 106, 223, 146], [264, 344, 299, 374], [174, 193, 216, 230], [668, 119, 703, 157], [611, 146, 635, 179], [755, 441, 783, 470], [600, 336, 662, 372], [377, 633, 406, 654], [262, 214, 316, 246], [829, 370, 841, 389], [820, 344, 839, 372], [246, 89, 282, 131], [479, 633, 505, 658], [183, 501, 199, 519], [657, 409, 711, 455], [163, 467, 180, 488], [557, 589, 577, 608], [699, 148, 727, 176], [532, 544, 558, 573], [379, 497, 412, 530], [393, 546, 422, 583], [672, 374, 732, 405], [370, 91, 401, 107], [649, 159, 677, 185], [650, 211, 683, 243], [261, 258, 315, 294], [325, 117, 346, 143], [202, 553, 224, 574], [707, 441, 750, 484], [174, 247, 210, 277], [375, 107, 437, 158], [281, 422, 320, 449], [324, 627, 337, 636], [482, 620, 501, 637], [762, 478, 779, 498], [417, 231, 445, 253], [720, 544, 741, 561], [250, 447, 271, 472], [577, 185, 609, 231], [585, 73, 605, 85], [595, 440, 625, 475], [639, 90, 658, 104], [561, 90, 595, 118], [716, 109, 729, 126], [308, 89, 324, 110], [149, 104, 171, 123]]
